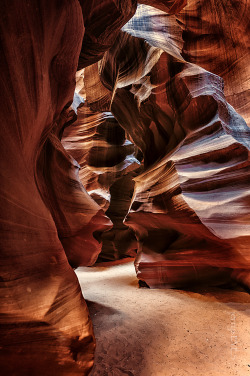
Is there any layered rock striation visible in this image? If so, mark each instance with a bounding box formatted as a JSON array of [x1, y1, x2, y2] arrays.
[[62, 103, 140, 261], [1, 1, 250, 375], [0, 0, 135, 374], [80, 3, 250, 288]]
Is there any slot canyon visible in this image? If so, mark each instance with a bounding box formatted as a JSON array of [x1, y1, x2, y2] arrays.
[[0, 1, 249, 375]]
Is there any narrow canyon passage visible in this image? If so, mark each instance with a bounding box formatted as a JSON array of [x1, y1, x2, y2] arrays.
[[1, 1, 250, 374], [76, 261, 250, 376]]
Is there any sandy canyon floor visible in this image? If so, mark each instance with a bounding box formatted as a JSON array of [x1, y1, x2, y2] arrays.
[[76, 261, 250, 376]]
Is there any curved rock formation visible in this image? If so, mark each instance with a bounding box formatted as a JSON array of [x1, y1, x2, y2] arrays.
[[0, 0, 135, 374], [177, 0, 250, 126], [139, 0, 187, 14], [62, 102, 140, 261], [78, 0, 137, 68], [1, 0, 250, 374], [82, 4, 250, 288]]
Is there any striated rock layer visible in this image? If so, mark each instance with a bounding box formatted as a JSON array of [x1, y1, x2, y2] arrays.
[[83, 3, 250, 288], [0, 2, 92, 374], [62, 103, 140, 261], [1, 0, 250, 374], [0, 0, 135, 374], [177, 0, 250, 127]]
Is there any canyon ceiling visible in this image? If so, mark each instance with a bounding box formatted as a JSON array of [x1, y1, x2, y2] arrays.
[[0, 0, 249, 375]]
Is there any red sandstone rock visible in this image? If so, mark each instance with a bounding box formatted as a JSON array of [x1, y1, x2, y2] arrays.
[[1, 0, 250, 374], [138, 0, 187, 14], [78, 0, 137, 68], [62, 102, 140, 261], [177, 0, 250, 126], [84, 4, 250, 288], [0, 0, 120, 374]]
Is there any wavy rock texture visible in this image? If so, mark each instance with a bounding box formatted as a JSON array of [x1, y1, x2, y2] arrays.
[[77, 0, 137, 68], [0, 0, 136, 374], [177, 0, 250, 127], [1, 0, 250, 374], [83, 4, 250, 288], [139, 0, 187, 14], [62, 102, 140, 261]]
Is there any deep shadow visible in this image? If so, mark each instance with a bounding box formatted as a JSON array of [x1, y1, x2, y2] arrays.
[[85, 300, 127, 334], [85, 300, 146, 376]]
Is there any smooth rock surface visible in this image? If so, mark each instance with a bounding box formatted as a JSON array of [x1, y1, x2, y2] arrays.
[[1, 0, 250, 374], [81, 4, 250, 288]]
